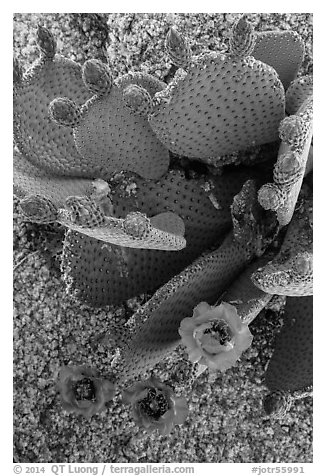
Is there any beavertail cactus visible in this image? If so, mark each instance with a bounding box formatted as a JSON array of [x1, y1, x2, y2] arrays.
[[258, 92, 313, 227], [252, 29, 305, 90], [13, 149, 95, 205], [50, 59, 170, 180], [253, 192, 313, 296], [113, 180, 278, 382], [148, 15, 285, 163], [114, 233, 258, 382], [13, 25, 92, 177], [13, 14, 313, 434], [19, 172, 186, 251], [62, 167, 259, 306], [165, 27, 192, 70], [262, 295, 313, 416], [60, 201, 186, 251]]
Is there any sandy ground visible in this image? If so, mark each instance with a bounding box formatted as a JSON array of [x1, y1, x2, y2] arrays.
[[13, 13, 313, 463]]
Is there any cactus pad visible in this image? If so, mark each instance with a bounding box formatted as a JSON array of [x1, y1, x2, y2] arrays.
[[61, 167, 257, 306], [221, 255, 274, 324], [13, 26, 92, 177], [149, 51, 284, 161], [252, 195, 313, 296], [59, 202, 186, 251], [116, 232, 258, 383], [13, 149, 94, 206], [253, 30, 305, 90], [115, 180, 276, 382], [258, 95, 312, 226], [264, 295, 313, 392], [58, 60, 170, 180]]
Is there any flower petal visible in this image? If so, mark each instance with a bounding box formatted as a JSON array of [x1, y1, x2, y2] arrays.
[[192, 301, 212, 318]]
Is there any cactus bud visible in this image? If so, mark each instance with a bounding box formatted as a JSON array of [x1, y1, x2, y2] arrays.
[[123, 212, 151, 239], [263, 391, 292, 418], [273, 152, 303, 187], [122, 84, 152, 117], [165, 27, 191, 69], [279, 115, 305, 149], [258, 183, 287, 211], [82, 59, 113, 96], [230, 15, 256, 58], [293, 253, 313, 276], [49, 97, 81, 127], [36, 25, 56, 59], [279, 98, 313, 152], [65, 196, 105, 228], [20, 195, 58, 224]]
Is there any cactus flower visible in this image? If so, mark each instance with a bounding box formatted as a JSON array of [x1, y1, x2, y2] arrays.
[[179, 302, 253, 372], [122, 377, 188, 435], [57, 365, 116, 418]]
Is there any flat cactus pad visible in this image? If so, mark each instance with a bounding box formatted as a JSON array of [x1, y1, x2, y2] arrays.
[[258, 95, 313, 227], [252, 195, 313, 296], [253, 30, 305, 90], [149, 52, 285, 161], [69, 64, 170, 180], [116, 233, 258, 382], [221, 255, 274, 324], [13, 149, 94, 206], [59, 206, 186, 251], [62, 167, 257, 306], [264, 295, 313, 392], [14, 28, 92, 177]]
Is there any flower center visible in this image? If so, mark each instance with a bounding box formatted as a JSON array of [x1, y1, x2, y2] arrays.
[[73, 378, 96, 402], [203, 319, 233, 346], [138, 388, 170, 420]]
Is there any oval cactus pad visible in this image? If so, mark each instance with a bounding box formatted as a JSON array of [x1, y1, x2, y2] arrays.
[[71, 61, 170, 180], [14, 28, 92, 176], [61, 167, 256, 306], [149, 52, 285, 161], [264, 295, 313, 392], [253, 30, 305, 91]]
